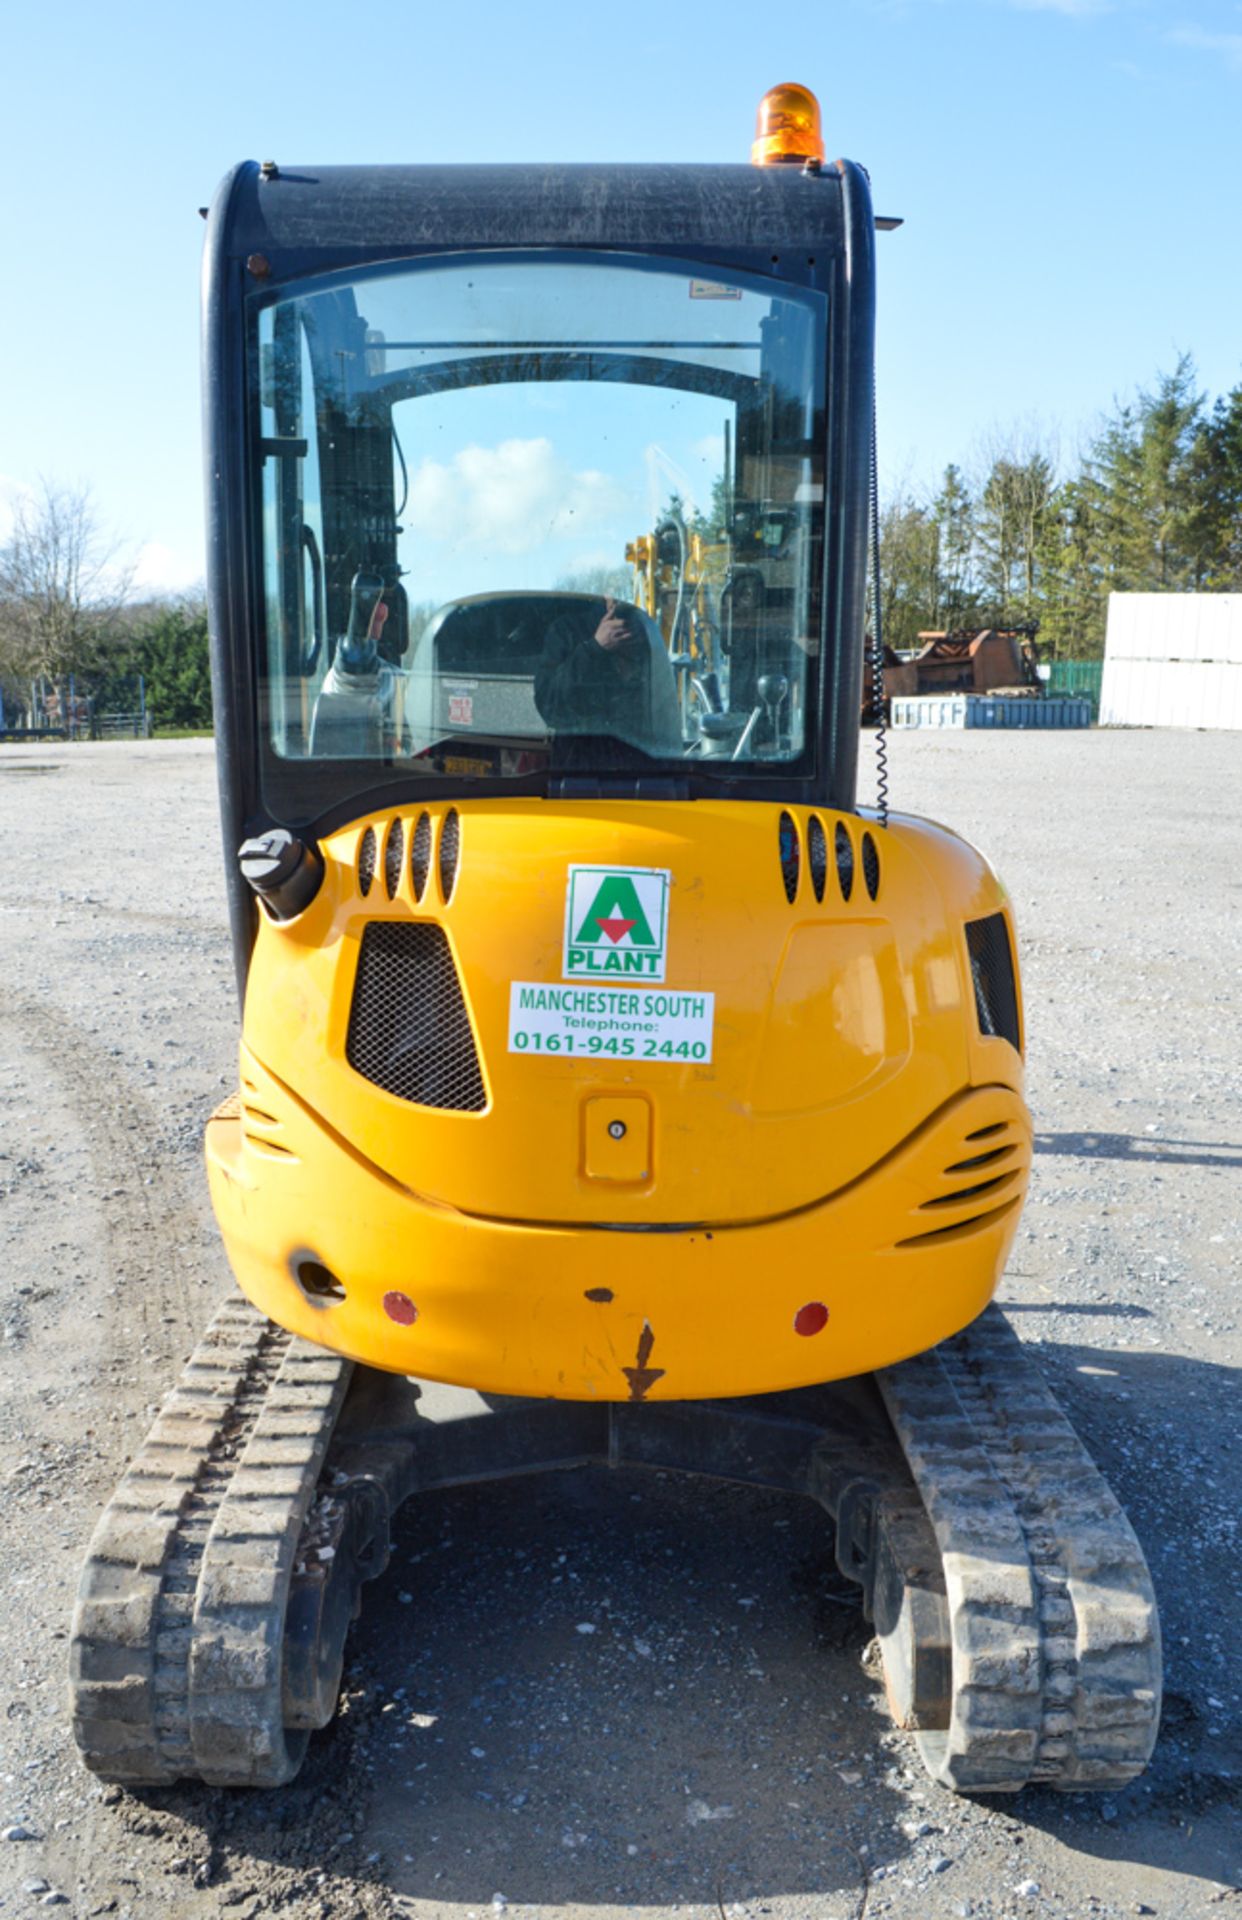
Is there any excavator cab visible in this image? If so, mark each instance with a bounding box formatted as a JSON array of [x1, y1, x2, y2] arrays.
[[70, 89, 1160, 1797]]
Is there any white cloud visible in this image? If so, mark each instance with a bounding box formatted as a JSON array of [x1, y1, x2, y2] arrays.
[[407, 438, 625, 555], [132, 541, 205, 595], [1167, 23, 1242, 67], [1008, 0, 1112, 13]]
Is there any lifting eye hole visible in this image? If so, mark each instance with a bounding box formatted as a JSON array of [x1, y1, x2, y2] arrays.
[[439, 809, 461, 903], [862, 831, 881, 901], [411, 812, 432, 901], [835, 822, 854, 902], [384, 818, 405, 900], [358, 826, 376, 897], [807, 815, 828, 903], [778, 811, 800, 903], [294, 1258, 346, 1304]]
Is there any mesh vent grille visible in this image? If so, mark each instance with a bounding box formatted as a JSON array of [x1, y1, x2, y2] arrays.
[[835, 822, 854, 902], [384, 818, 405, 900], [965, 912, 1022, 1053], [439, 809, 461, 902], [358, 827, 376, 896], [807, 815, 828, 902], [861, 831, 881, 901], [411, 812, 432, 901], [778, 811, 800, 903], [347, 923, 487, 1111]]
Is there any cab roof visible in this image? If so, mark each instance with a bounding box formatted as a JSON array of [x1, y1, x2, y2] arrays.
[[209, 160, 852, 268]]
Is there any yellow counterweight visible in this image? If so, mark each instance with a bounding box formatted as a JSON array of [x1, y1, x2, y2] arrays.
[[207, 800, 1030, 1400]]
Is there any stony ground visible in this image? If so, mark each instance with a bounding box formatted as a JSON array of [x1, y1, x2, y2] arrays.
[[0, 730, 1237, 1920]]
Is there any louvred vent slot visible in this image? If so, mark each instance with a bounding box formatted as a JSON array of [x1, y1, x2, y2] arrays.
[[384, 818, 405, 900], [778, 811, 800, 903], [862, 831, 881, 901], [439, 810, 461, 903], [357, 827, 376, 896], [807, 815, 828, 902], [835, 822, 854, 901], [411, 812, 432, 901]]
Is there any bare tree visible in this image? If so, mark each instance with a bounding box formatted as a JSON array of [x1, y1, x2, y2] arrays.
[[0, 481, 133, 684], [971, 422, 1062, 623]]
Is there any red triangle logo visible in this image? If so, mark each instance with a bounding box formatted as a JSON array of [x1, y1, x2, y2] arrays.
[[596, 915, 637, 944]]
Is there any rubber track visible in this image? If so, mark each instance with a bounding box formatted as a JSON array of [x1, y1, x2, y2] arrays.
[[878, 1305, 1161, 1792], [70, 1297, 353, 1786]]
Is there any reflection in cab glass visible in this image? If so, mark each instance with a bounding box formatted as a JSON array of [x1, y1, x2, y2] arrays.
[[254, 256, 827, 806]]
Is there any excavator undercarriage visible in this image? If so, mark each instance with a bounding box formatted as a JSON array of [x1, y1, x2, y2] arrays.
[[71, 1298, 1160, 1794]]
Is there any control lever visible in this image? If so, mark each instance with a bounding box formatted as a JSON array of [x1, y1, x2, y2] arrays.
[[337, 569, 387, 675], [733, 671, 790, 761], [757, 671, 789, 752]]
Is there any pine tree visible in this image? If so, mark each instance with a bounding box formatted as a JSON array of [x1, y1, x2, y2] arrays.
[[931, 465, 977, 630], [1185, 384, 1242, 590], [1086, 357, 1204, 592], [1036, 478, 1103, 660]]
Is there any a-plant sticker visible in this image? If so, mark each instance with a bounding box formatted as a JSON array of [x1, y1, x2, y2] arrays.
[[563, 866, 670, 982]]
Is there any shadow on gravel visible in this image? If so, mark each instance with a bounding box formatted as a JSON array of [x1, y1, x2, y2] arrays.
[[1034, 1129, 1242, 1168], [1006, 1301, 1155, 1319], [150, 1468, 897, 1912], [1020, 1337, 1242, 1890]]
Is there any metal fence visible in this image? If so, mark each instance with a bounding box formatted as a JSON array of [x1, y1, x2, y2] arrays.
[[0, 674, 151, 741], [1046, 660, 1104, 718]]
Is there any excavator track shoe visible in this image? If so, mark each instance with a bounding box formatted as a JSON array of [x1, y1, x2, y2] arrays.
[[878, 1306, 1161, 1793], [70, 1298, 352, 1787]]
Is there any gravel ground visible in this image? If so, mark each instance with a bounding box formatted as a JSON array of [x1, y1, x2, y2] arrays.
[[0, 730, 1238, 1920]]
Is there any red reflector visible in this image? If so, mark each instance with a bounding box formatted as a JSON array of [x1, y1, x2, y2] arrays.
[[383, 1291, 419, 1326], [794, 1301, 829, 1337]]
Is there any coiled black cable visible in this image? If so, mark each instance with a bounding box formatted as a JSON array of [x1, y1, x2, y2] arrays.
[[869, 394, 890, 828]]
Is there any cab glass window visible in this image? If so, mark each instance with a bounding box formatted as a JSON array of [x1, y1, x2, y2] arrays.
[[252, 254, 827, 805]]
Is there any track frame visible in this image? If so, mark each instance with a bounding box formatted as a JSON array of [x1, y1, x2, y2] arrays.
[[71, 1303, 1160, 1793]]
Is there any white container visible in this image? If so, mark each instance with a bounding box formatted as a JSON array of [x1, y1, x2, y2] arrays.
[[890, 695, 1091, 730], [966, 696, 1091, 730], [890, 695, 969, 729], [1100, 593, 1242, 729]]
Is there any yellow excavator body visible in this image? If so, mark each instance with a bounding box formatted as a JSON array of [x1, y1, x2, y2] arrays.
[[70, 103, 1160, 1807], [206, 798, 1030, 1399]]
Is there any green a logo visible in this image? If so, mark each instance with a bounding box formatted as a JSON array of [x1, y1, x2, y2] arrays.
[[564, 865, 669, 982], [573, 874, 656, 950]]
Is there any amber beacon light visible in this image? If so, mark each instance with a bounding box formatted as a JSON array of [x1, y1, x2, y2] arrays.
[[751, 83, 825, 167]]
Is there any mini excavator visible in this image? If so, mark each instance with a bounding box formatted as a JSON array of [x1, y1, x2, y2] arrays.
[[71, 86, 1161, 1793]]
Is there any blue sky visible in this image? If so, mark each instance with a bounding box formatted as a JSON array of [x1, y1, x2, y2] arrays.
[[1, 0, 1239, 592]]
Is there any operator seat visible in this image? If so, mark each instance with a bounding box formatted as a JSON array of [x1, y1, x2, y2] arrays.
[[412, 591, 683, 756]]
